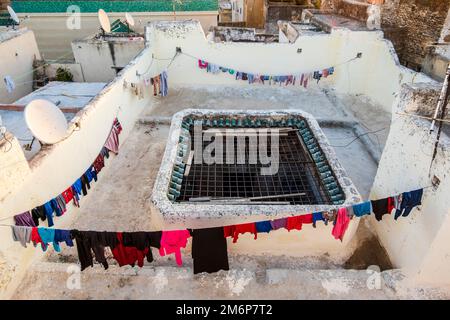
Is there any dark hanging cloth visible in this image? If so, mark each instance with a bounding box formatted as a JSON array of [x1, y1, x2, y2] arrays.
[[122, 231, 162, 263], [192, 227, 229, 275], [397, 189, 423, 219], [31, 206, 47, 226], [371, 198, 390, 221], [80, 174, 91, 196], [14, 211, 36, 227], [70, 230, 118, 271]]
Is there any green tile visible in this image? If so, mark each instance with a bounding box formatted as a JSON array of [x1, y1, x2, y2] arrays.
[[11, 1, 218, 13]]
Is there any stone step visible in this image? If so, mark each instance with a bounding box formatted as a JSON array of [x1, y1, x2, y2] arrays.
[[14, 260, 450, 299]]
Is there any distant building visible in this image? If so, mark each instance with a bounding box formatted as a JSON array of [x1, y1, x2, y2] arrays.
[[4, 0, 219, 59]]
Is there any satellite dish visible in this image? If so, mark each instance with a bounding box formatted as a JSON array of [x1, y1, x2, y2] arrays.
[[24, 99, 69, 144], [7, 6, 20, 24], [98, 9, 111, 33], [125, 13, 135, 27]]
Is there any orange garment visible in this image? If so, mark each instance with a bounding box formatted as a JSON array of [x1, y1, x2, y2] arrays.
[[159, 230, 191, 266], [223, 223, 257, 243], [331, 207, 350, 242], [286, 214, 313, 231]]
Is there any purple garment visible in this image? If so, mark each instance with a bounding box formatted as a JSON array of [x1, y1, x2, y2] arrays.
[[270, 218, 287, 230], [14, 211, 36, 227]]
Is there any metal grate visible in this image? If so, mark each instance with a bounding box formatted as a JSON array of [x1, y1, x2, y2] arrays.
[[177, 127, 332, 205]]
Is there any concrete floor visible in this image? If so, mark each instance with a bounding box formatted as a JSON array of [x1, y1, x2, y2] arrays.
[[15, 85, 445, 300]]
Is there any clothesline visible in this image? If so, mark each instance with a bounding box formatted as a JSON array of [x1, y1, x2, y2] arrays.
[[8, 187, 425, 275], [180, 50, 360, 78]]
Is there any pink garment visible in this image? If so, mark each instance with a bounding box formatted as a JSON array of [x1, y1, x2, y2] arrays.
[[159, 230, 191, 266], [104, 125, 120, 154], [332, 207, 351, 242]]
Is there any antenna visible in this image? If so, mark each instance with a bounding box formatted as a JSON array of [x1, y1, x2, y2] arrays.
[[24, 99, 69, 145], [98, 9, 111, 35], [7, 6, 20, 29], [125, 12, 135, 33]]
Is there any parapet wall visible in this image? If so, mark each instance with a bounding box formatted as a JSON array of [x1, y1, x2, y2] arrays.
[[370, 83, 450, 284], [0, 45, 157, 298]]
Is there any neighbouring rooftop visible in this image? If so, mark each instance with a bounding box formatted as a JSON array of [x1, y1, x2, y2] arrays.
[[0, 81, 106, 159]]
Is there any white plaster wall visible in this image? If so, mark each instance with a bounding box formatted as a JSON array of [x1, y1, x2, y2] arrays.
[[18, 12, 218, 60], [0, 29, 41, 104], [145, 21, 434, 113], [0, 45, 156, 298], [370, 84, 450, 283], [72, 37, 145, 82]]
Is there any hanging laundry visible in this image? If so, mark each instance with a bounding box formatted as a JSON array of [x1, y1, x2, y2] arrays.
[[322, 69, 329, 78], [286, 214, 313, 231], [54, 229, 74, 249], [61, 187, 74, 205], [160, 71, 169, 97], [198, 60, 208, 69], [191, 227, 229, 274], [346, 206, 355, 219], [151, 75, 160, 96], [93, 154, 105, 174], [228, 69, 235, 75], [223, 223, 257, 243], [71, 230, 118, 271], [393, 194, 403, 220], [38, 228, 61, 252], [312, 212, 326, 228], [328, 67, 335, 75], [352, 201, 372, 217], [31, 205, 46, 226], [104, 123, 120, 155], [14, 211, 36, 227], [270, 218, 287, 230], [387, 197, 396, 214], [323, 210, 337, 225], [101, 146, 110, 159], [395, 189, 423, 219], [159, 230, 191, 266], [31, 227, 47, 251], [122, 231, 162, 263], [11, 226, 32, 248], [255, 221, 273, 233], [247, 74, 254, 84], [3, 75, 15, 93], [371, 198, 391, 221], [43, 201, 55, 227], [331, 207, 350, 241], [111, 232, 151, 267]]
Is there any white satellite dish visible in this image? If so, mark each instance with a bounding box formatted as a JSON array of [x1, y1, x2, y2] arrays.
[[7, 5, 20, 24], [98, 9, 111, 33], [24, 99, 69, 144], [125, 12, 135, 27]]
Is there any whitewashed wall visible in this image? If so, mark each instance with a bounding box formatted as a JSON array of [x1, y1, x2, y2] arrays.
[[145, 21, 434, 113], [0, 28, 41, 104], [18, 12, 218, 60], [370, 83, 450, 284], [0, 45, 156, 298], [72, 36, 145, 82]]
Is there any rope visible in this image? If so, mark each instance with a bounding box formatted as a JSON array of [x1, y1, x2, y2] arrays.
[[180, 51, 360, 77]]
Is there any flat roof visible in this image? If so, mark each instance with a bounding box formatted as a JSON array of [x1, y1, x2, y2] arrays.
[[0, 81, 106, 159]]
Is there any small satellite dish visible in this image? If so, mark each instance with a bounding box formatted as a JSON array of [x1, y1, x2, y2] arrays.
[[24, 99, 69, 144], [125, 13, 135, 27], [7, 5, 20, 24], [98, 9, 111, 33]]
